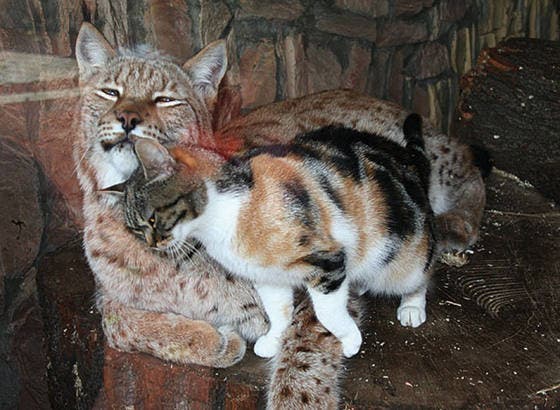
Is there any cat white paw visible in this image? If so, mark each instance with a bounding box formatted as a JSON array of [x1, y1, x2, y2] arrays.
[[254, 334, 280, 358], [340, 329, 362, 358], [397, 306, 426, 328]]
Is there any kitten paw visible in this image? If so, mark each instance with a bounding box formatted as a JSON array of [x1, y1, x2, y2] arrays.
[[254, 334, 281, 358], [397, 306, 426, 328], [340, 329, 362, 358]]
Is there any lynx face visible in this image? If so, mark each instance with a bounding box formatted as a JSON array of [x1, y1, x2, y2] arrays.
[[75, 23, 227, 192]]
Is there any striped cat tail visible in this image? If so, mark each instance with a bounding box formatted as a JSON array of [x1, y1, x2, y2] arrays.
[[403, 113, 431, 192]]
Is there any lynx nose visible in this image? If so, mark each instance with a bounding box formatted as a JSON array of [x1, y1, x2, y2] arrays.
[[116, 110, 142, 133]]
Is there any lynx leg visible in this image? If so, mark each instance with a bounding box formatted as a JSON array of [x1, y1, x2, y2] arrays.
[[254, 285, 294, 358], [102, 300, 246, 367], [397, 286, 427, 328], [308, 281, 362, 358]]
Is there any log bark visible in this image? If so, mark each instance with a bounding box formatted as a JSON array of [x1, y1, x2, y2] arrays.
[[454, 38, 560, 204]]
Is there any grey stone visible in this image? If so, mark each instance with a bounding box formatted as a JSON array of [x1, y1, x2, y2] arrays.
[[406, 42, 450, 79], [376, 20, 428, 47], [200, 0, 232, 44], [439, 0, 469, 22], [395, 0, 434, 16], [238, 0, 304, 21], [315, 9, 377, 42], [334, 0, 389, 18], [305, 44, 342, 94]]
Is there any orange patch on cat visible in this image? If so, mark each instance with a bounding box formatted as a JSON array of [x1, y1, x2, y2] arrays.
[[237, 155, 314, 266]]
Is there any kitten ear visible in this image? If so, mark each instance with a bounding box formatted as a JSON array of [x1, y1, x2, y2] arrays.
[[183, 40, 227, 108], [75, 22, 116, 77], [134, 138, 176, 181], [99, 182, 126, 196]]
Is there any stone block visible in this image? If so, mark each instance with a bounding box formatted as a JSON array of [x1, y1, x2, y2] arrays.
[[238, 0, 304, 21], [278, 33, 308, 99], [452, 27, 473, 76], [0, 138, 43, 279], [395, 0, 434, 16], [305, 44, 342, 94], [199, 0, 232, 45], [412, 83, 431, 119], [239, 40, 277, 109], [406, 41, 450, 80], [367, 48, 392, 98], [377, 20, 428, 47], [145, 0, 194, 62], [315, 9, 377, 42], [387, 48, 406, 104], [439, 0, 469, 22], [342, 42, 372, 92], [334, 0, 389, 18]]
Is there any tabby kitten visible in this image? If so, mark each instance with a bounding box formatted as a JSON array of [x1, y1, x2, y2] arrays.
[[121, 113, 436, 358]]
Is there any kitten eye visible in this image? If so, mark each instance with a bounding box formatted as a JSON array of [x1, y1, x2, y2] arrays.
[[101, 88, 120, 98], [148, 216, 156, 226], [154, 96, 175, 104]]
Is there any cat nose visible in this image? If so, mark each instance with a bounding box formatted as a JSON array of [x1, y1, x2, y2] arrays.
[[116, 110, 142, 133]]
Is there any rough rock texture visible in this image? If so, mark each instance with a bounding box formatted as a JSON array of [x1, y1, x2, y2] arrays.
[[0, 138, 49, 409], [36, 244, 104, 410]]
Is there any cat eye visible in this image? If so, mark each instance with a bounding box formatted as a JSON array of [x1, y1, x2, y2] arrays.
[[154, 96, 175, 104], [101, 88, 120, 98], [148, 216, 156, 226]]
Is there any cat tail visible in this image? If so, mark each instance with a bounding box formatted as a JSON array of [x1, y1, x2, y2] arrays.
[[403, 113, 431, 192], [266, 295, 363, 409]]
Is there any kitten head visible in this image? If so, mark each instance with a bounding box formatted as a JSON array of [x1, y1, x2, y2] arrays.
[[116, 138, 208, 250], [74, 22, 227, 193]]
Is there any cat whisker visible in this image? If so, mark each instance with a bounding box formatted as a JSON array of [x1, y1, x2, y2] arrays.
[[72, 144, 92, 177]]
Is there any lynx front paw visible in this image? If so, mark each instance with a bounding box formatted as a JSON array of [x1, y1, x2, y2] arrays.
[[340, 328, 362, 358], [254, 333, 281, 358], [397, 306, 426, 328], [214, 326, 247, 367]]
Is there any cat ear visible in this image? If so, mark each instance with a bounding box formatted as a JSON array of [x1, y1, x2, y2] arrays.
[[134, 138, 176, 181], [75, 22, 116, 77], [183, 40, 227, 108], [99, 182, 126, 196]]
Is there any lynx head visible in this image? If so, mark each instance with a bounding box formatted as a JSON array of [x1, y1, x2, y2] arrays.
[[74, 22, 227, 195]]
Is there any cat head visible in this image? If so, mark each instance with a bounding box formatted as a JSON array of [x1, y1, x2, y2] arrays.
[[112, 138, 209, 250], [74, 22, 227, 193]]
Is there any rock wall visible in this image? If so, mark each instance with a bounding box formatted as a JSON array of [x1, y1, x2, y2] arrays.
[[0, 0, 558, 408]]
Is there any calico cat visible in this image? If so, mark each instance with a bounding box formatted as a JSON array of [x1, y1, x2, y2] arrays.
[[75, 21, 487, 408], [120, 113, 436, 358]]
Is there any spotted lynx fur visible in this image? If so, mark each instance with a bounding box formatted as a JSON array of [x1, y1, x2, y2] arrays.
[[74, 22, 487, 409]]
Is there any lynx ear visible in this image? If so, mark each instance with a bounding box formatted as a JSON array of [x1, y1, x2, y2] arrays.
[[183, 40, 227, 107], [99, 182, 126, 196], [76, 22, 116, 77], [134, 138, 176, 181]]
